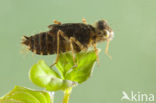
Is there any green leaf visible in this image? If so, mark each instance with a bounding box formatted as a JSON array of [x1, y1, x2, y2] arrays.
[[0, 86, 51, 103], [29, 50, 98, 91], [55, 52, 75, 79], [29, 60, 77, 91], [56, 50, 98, 83]]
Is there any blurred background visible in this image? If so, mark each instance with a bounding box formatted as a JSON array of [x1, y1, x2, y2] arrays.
[[0, 0, 156, 103]]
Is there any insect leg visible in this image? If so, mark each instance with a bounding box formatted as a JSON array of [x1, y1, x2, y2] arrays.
[[50, 30, 85, 66], [93, 43, 99, 64], [50, 30, 62, 67], [82, 18, 87, 24], [53, 19, 61, 25], [69, 37, 87, 66], [105, 39, 112, 59], [58, 31, 84, 50], [59, 32, 85, 65], [70, 37, 84, 50], [69, 37, 76, 65]]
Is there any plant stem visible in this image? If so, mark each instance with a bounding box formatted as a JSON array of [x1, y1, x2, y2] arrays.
[[49, 91, 55, 103], [62, 87, 72, 103]]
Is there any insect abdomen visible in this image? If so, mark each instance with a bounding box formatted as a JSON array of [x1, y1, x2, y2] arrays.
[[22, 32, 57, 55]]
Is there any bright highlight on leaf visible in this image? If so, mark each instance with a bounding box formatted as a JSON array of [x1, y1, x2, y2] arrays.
[[0, 86, 51, 103]]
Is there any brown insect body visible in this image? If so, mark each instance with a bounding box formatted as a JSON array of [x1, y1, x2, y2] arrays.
[[48, 23, 96, 51], [22, 20, 114, 56]]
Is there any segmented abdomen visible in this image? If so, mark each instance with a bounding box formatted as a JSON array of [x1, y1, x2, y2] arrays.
[[22, 32, 69, 55]]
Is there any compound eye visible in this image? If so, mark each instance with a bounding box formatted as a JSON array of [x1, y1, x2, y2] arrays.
[[103, 30, 110, 38]]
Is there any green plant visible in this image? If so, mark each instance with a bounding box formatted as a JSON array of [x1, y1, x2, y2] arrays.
[[0, 50, 98, 103]]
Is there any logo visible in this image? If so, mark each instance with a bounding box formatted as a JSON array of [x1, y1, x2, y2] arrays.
[[121, 91, 154, 102]]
